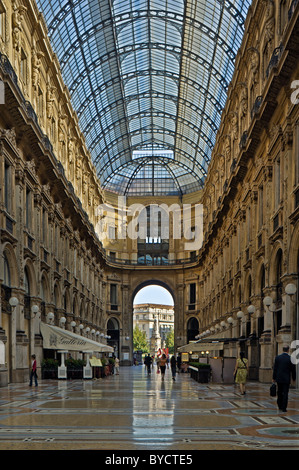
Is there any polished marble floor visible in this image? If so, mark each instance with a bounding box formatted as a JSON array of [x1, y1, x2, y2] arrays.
[[0, 365, 298, 451]]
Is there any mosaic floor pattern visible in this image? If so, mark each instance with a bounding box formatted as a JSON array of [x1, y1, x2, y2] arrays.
[[0, 365, 298, 451]]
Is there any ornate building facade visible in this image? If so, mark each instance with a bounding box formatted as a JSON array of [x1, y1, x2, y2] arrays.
[[0, 0, 298, 386]]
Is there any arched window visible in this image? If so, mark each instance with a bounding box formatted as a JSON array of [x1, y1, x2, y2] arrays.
[[24, 267, 31, 318], [24, 267, 30, 295], [187, 317, 199, 343], [3, 254, 10, 287]]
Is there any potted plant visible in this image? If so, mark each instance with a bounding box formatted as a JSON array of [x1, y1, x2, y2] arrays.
[[41, 358, 59, 379], [66, 358, 85, 379]]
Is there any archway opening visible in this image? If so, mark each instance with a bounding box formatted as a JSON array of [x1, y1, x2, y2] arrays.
[[133, 283, 174, 361]]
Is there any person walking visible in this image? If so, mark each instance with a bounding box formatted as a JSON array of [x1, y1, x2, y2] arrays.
[[272, 345, 296, 412], [177, 353, 181, 373], [233, 351, 248, 395], [159, 354, 167, 380], [114, 356, 120, 375], [170, 355, 177, 381], [144, 354, 152, 375], [29, 354, 38, 386]]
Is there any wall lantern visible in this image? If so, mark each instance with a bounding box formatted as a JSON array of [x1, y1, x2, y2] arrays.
[[285, 283, 297, 296], [9, 297, 19, 308], [263, 296, 273, 307]]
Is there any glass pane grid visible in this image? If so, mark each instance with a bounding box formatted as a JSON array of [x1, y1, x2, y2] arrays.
[[36, 0, 251, 195]]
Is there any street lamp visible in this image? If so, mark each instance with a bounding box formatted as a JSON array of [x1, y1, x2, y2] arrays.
[[31, 305, 39, 315], [285, 283, 297, 296], [247, 305, 256, 314], [263, 296, 273, 307], [9, 297, 19, 308]]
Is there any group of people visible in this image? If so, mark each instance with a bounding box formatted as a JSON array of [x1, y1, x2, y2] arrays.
[[29, 345, 296, 412], [144, 353, 179, 381], [234, 345, 296, 412]]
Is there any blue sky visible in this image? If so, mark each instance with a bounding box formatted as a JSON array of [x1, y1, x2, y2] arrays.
[[134, 285, 174, 306]]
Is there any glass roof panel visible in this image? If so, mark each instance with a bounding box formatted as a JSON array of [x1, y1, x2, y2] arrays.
[[36, 0, 251, 196]]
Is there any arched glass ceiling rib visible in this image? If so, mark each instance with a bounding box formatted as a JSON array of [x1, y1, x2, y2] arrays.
[[36, 0, 251, 196]]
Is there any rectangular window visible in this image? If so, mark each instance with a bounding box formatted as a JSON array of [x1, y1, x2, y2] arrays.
[[42, 208, 47, 245], [26, 187, 32, 229], [4, 161, 10, 212], [189, 283, 196, 306], [247, 206, 251, 244], [110, 284, 117, 306], [274, 159, 281, 209], [258, 186, 264, 229]]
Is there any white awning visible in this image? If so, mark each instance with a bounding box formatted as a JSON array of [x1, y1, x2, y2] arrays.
[[40, 322, 114, 353], [178, 341, 224, 353]]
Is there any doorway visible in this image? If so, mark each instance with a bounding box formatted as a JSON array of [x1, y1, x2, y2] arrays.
[[132, 283, 174, 359]]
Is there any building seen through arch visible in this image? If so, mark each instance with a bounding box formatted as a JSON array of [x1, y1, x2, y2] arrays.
[[0, 0, 298, 386]]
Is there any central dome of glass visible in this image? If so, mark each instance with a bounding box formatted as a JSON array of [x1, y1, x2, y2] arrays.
[[36, 0, 251, 196]]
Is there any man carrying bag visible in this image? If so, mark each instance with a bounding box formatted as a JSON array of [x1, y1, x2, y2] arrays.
[[272, 345, 296, 412]]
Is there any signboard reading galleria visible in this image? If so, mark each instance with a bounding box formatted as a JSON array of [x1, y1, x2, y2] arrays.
[[40, 322, 113, 353]]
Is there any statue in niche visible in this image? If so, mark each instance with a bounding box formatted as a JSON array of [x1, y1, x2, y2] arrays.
[[219, 155, 225, 178], [68, 138, 75, 165], [224, 135, 231, 162], [82, 170, 88, 195], [248, 48, 260, 85], [230, 112, 238, 141], [264, 0, 275, 55], [32, 46, 44, 90], [58, 110, 67, 143], [46, 83, 56, 119], [12, 2, 27, 54], [88, 184, 94, 206], [239, 83, 248, 118], [75, 154, 82, 180]]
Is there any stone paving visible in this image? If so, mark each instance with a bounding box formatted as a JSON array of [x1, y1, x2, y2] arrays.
[[0, 365, 298, 451]]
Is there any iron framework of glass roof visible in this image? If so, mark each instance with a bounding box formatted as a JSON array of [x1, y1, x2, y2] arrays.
[[36, 0, 251, 196]]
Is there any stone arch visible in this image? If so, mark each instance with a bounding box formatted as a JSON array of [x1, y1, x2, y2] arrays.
[[288, 221, 299, 274], [24, 259, 37, 297], [2, 243, 18, 287], [107, 317, 119, 330], [73, 293, 79, 317], [40, 271, 50, 303], [131, 279, 175, 304], [243, 270, 252, 302], [234, 278, 242, 308], [53, 281, 61, 309], [269, 240, 283, 286], [63, 287, 71, 312], [187, 316, 199, 342], [255, 258, 266, 294]]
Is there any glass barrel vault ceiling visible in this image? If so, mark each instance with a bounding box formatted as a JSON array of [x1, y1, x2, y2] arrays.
[[36, 0, 251, 196]]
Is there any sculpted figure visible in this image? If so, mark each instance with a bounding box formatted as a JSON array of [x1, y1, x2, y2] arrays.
[[248, 48, 260, 84], [32, 50, 44, 90], [46, 84, 56, 119]]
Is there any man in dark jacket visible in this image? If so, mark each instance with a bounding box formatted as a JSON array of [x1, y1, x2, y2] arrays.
[[272, 345, 296, 412], [144, 354, 152, 375]]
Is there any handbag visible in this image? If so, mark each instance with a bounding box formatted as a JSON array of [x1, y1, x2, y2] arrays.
[[270, 383, 276, 397]]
